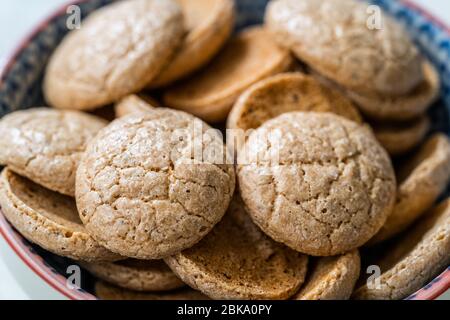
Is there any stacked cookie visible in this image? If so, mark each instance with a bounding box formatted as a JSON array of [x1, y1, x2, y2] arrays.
[[265, 0, 440, 157], [0, 0, 449, 300]]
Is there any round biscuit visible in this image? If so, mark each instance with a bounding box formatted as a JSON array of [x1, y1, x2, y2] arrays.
[[237, 112, 396, 256], [76, 108, 235, 259]]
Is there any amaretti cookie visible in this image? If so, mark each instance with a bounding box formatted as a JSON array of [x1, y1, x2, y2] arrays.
[[150, 0, 235, 87], [371, 116, 431, 157], [0, 168, 119, 262], [370, 134, 450, 244], [353, 198, 450, 300], [114, 94, 158, 118], [265, 0, 423, 96], [347, 61, 440, 121], [227, 72, 362, 131], [44, 0, 184, 110], [0, 108, 106, 196], [95, 281, 208, 300], [82, 259, 184, 292], [163, 27, 293, 123], [293, 250, 360, 300], [237, 112, 396, 256], [76, 109, 235, 259], [165, 195, 308, 300]]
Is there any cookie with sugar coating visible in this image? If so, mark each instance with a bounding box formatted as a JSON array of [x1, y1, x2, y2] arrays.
[[150, 0, 235, 88], [370, 134, 450, 244], [44, 0, 184, 110], [237, 112, 396, 256], [293, 250, 360, 300], [227, 72, 362, 132]]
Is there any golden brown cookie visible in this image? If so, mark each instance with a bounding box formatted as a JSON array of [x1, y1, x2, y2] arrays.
[[165, 195, 308, 300], [150, 0, 235, 87], [353, 198, 450, 300], [227, 72, 362, 132], [0, 108, 106, 196], [76, 109, 235, 259], [237, 112, 396, 256], [95, 281, 208, 300], [347, 61, 440, 121], [0, 168, 119, 262], [293, 250, 360, 300], [371, 116, 431, 157], [114, 94, 159, 118], [44, 0, 184, 110], [265, 0, 423, 96], [82, 259, 184, 292], [370, 134, 450, 244], [163, 27, 293, 123]]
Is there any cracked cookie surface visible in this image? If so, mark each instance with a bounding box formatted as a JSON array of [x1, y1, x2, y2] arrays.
[[165, 195, 308, 300], [353, 198, 450, 300], [82, 259, 184, 291], [293, 250, 360, 300], [0, 108, 107, 196], [0, 168, 120, 261], [114, 94, 158, 118], [76, 108, 235, 259], [44, 0, 184, 110], [237, 112, 396, 256], [265, 0, 423, 96]]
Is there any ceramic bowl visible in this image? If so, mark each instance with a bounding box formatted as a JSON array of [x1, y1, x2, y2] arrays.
[[0, 0, 449, 300]]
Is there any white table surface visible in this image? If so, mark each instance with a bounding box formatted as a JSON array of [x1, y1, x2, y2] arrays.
[[1, 0, 450, 300]]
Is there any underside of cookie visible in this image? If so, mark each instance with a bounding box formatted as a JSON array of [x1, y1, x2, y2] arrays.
[[95, 281, 208, 300], [0, 168, 119, 261], [82, 259, 184, 292], [0, 108, 106, 196], [150, 0, 235, 88], [163, 26, 293, 123], [165, 195, 308, 300], [370, 133, 450, 244], [371, 116, 431, 156]]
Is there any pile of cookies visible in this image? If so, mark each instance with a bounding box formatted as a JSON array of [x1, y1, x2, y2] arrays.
[[0, 0, 450, 300]]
